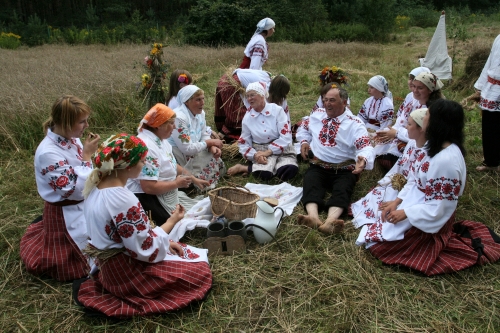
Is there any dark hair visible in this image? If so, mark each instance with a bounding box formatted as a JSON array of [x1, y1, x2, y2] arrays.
[[268, 75, 290, 105], [165, 69, 193, 104], [426, 90, 444, 108], [424, 99, 466, 158]]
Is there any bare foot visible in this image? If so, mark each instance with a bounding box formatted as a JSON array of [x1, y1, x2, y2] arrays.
[[318, 219, 344, 234], [297, 214, 323, 229], [227, 164, 249, 176]]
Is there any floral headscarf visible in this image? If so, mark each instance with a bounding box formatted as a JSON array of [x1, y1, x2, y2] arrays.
[[246, 81, 269, 98], [138, 103, 175, 132], [414, 72, 444, 92], [83, 133, 148, 198], [410, 108, 427, 127], [255, 18, 275, 35]]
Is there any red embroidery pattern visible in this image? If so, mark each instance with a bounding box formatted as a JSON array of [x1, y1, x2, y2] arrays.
[[354, 136, 371, 150], [425, 177, 462, 201], [365, 222, 385, 242], [107, 203, 150, 243], [318, 118, 339, 147], [479, 97, 500, 111], [280, 123, 290, 135]]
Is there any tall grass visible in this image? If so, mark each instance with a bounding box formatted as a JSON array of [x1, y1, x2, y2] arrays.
[[1, 20, 500, 332]]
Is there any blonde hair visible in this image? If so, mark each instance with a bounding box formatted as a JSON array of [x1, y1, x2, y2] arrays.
[[42, 95, 91, 134]]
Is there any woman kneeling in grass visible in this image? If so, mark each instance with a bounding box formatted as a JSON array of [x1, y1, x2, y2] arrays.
[[75, 134, 212, 318]]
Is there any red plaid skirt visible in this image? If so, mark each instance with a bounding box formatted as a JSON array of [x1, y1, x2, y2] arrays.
[[369, 216, 500, 276], [77, 253, 212, 318], [20, 201, 89, 281]]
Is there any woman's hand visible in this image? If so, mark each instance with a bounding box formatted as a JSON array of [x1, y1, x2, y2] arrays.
[[254, 150, 272, 165], [375, 128, 396, 143], [206, 138, 223, 149], [169, 240, 185, 257], [210, 146, 222, 159], [161, 204, 185, 234], [385, 209, 407, 224], [175, 175, 192, 188], [380, 199, 401, 222], [192, 177, 210, 190], [82, 133, 101, 161]]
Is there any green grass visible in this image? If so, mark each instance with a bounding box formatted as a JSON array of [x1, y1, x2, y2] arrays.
[[1, 21, 500, 332]]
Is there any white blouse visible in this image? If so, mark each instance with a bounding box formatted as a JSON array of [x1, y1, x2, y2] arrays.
[[296, 108, 374, 169], [357, 96, 394, 131], [85, 186, 208, 263], [238, 102, 292, 161], [168, 105, 211, 157], [243, 34, 268, 70], [126, 129, 177, 193]]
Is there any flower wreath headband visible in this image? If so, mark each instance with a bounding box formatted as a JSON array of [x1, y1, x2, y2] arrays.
[[319, 66, 349, 86], [178, 74, 189, 85]]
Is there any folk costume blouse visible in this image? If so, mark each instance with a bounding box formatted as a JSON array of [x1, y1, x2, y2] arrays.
[[85, 186, 208, 264], [168, 106, 210, 156], [127, 129, 177, 194], [238, 102, 292, 161], [243, 34, 268, 70], [34, 129, 93, 250], [296, 108, 374, 169], [357, 96, 394, 132], [374, 94, 424, 157], [474, 34, 500, 112], [358, 143, 465, 247], [352, 140, 426, 232]]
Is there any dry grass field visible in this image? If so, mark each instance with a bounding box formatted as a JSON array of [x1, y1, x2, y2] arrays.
[[1, 22, 500, 332]]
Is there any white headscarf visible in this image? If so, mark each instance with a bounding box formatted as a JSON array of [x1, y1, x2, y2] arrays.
[[176, 85, 201, 105], [368, 75, 393, 101], [410, 67, 430, 78], [410, 108, 427, 127], [255, 18, 275, 35], [246, 82, 269, 98]]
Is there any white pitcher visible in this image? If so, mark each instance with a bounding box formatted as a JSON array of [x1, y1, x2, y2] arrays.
[[249, 200, 285, 244]]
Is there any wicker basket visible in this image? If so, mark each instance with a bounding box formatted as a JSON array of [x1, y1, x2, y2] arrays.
[[208, 186, 259, 220]]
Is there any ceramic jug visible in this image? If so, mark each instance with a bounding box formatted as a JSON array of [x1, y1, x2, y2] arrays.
[[251, 200, 285, 244]]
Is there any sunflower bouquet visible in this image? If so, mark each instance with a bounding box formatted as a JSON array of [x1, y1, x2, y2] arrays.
[[318, 66, 349, 86], [138, 43, 170, 109]]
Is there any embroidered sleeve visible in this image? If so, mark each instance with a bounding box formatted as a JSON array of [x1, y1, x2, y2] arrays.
[[249, 43, 265, 70], [170, 116, 207, 156], [110, 199, 169, 263], [268, 107, 292, 155], [352, 125, 375, 170], [38, 151, 89, 200], [295, 116, 312, 144], [238, 113, 256, 160]]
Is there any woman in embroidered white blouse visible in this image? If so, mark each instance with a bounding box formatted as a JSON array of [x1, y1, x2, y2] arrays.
[[168, 85, 226, 191]]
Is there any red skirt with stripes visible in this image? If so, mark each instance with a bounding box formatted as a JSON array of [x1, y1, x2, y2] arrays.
[[77, 253, 212, 318], [19, 202, 89, 281], [369, 216, 500, 276]]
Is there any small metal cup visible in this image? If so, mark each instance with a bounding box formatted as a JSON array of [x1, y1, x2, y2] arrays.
[[227, 221, 247, 241], [207, 222, 226, 238]]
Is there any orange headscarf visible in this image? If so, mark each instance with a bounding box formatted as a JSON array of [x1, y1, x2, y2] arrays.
[[138, 103, 175, 132]]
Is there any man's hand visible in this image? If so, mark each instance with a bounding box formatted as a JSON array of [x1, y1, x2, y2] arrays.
[[352, 155, 366, 174], [300, 143, 310, 161]]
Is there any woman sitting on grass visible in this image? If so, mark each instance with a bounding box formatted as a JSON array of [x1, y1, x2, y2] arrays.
[[127, 104, 209, 226], [165, 69, 193, 110], [357, 100, 500, 276], [373, 67, 430, 171], [227, 82, 298, 181], [351, 107, 428, 237], [20, 95, 100, 281], [75, 133, 212, 318], [168, 85, 226, 190]]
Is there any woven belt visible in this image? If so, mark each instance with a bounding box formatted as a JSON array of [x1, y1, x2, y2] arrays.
[[487, 76, 500, 85], [310, 156, 355, 170], [368, 119, 381, 126]]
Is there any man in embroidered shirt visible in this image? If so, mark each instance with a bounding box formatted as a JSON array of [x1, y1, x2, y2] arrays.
[[296, 87, 375, 234]]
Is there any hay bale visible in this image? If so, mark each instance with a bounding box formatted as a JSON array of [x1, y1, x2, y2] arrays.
[[451, 47, 490, 92]]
